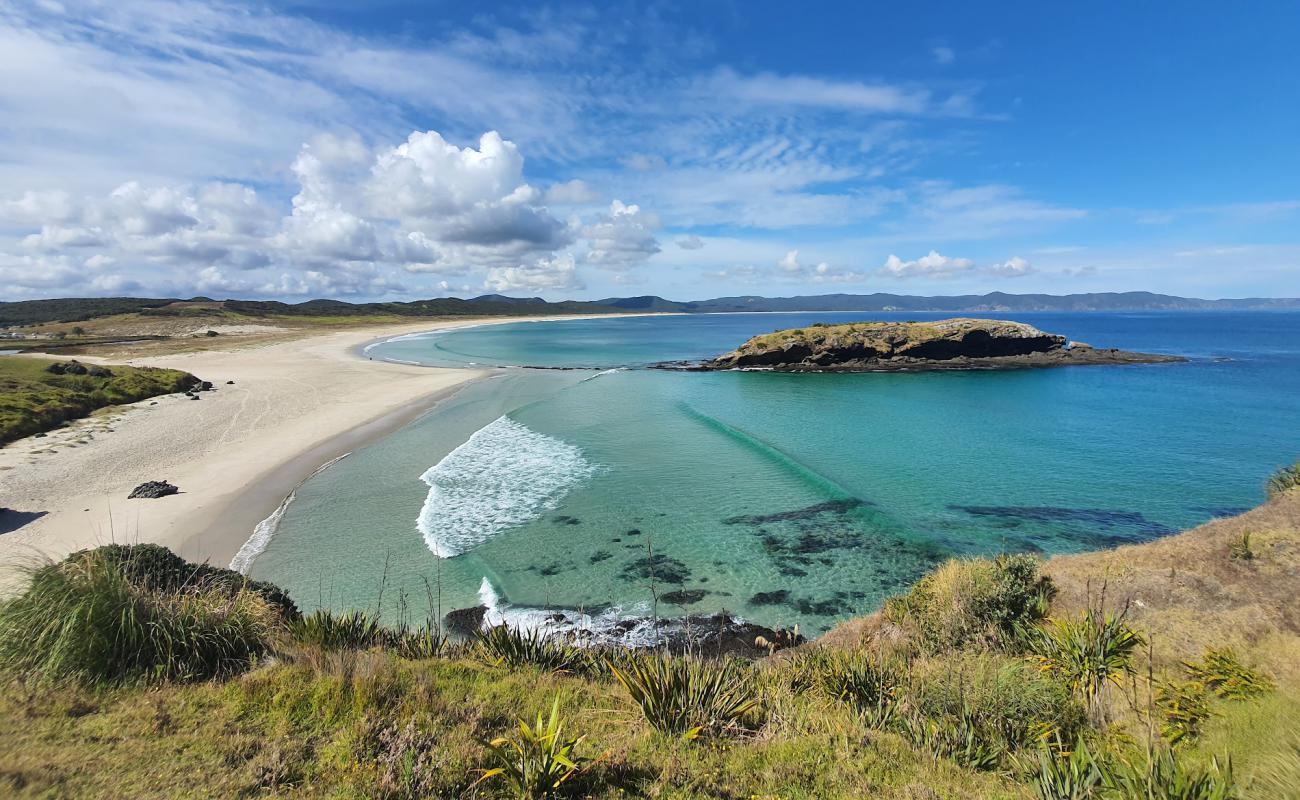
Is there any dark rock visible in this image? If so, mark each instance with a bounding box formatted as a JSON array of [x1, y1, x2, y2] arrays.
[[33, 432, 47, 438], [45, 360, 100, 376], [226, 380, 235, 385], [655, 613, 805, 658], [128, 480, 179, 499], [589, 550, 613, 563], [443, 605, 488, 636], [189, 395, 199, 400], [198, 381, 214, 391]]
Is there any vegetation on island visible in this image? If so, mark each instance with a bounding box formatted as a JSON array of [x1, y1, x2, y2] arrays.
[[2, 478, 1298, 800], [0, 356, 198, 445]]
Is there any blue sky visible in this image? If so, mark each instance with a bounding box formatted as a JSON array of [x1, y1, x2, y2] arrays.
[[1, 0, 1297, 301]]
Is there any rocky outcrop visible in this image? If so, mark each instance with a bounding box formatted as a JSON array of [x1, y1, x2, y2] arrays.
[[128, 480, 180, 499], [698, 318, 1185, 372], [45, 360, 113, 377]]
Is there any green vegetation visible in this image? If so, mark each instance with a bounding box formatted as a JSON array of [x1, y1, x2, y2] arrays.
[[1266, 461, 1300, 498], [0, 547, 283, 686], [2, 542, 1294, 798], [478, 696, 591, 799], [0, 356, 197, 444], [475, 624, 597, 676], [1031, 608, 1144, 703], [607, 653, 759, 740], [884, 554, 1055, 652]]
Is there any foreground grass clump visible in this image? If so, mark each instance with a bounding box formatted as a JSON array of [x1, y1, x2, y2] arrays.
[[884, 554, 1056, 652], [0, 356, 198, 444], [0, 546, 285, 686], [478, 696, 592, 799], [475, 624, 597, 676], [608, 652, 759, 740]]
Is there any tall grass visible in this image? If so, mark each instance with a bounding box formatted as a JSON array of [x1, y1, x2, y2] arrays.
[[0, 548, 281, 685], [607, 653, 759, 739], [884, 554, 1056, 653]]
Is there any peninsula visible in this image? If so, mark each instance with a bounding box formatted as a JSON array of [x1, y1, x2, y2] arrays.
[[699, 318, 1187, 372]]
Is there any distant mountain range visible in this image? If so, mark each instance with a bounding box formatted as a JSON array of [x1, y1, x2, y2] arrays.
[[3, 291, 1299, 327], [599, 291, 1300, 313]]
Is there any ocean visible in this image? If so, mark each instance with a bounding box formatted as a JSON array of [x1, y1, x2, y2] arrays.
[[243, 311, 1300, 637]]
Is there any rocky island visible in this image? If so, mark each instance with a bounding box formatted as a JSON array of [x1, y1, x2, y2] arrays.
[[696, 318, 1186, 372]]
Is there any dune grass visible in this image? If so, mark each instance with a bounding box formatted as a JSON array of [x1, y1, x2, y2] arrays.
[[0, 356, 197, 444]]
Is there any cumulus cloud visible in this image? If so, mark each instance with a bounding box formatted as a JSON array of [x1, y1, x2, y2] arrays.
[[484, 252, 582, 292], [879, 250, 974, 279], [582, 200, 660, 267], [676, 235, 704, 250], [760, 249, 866, 284], [987, 256, 1035, 278], [0, 126, 662, 298]]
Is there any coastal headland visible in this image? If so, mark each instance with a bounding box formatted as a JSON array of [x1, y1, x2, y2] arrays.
[[695, 318, 1187, 372]]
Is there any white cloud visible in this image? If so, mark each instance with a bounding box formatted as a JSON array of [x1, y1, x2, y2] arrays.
[[544, 179, 600, 205], [778, 250, 802, 273], [931, 46, 955, 65], [676, 235, 705, 250], [987, 256, 1035, 278], [484, 252, 582, 292], [879, 250, 974, 279], [582, 200, 661, 268], [703, 68, 931, 114]]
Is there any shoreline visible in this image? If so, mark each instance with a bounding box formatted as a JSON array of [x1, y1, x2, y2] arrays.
[[0, 313, 651, 588]]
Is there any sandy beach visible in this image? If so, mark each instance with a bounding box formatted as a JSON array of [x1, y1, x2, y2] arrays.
[[0, 315, 608, 586]]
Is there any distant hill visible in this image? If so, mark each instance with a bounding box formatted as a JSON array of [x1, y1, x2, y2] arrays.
[[4, 291, 1299, 327]]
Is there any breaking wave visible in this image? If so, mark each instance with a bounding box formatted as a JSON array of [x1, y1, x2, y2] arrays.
[[417, 416, 598, 558], [476, 577, 664, 647]]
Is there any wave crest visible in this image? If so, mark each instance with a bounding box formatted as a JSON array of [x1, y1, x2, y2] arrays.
[[417, 416, 597, 558]]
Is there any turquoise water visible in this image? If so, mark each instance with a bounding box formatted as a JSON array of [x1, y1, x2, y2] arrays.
[[249, 312, 1300, 636]]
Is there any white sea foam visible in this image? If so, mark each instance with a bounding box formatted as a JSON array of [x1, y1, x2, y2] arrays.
[[417, 416, 597, 558], [229, 453, 352, 574], [476, 577, 663, 647], [580, 367, 625, 382]]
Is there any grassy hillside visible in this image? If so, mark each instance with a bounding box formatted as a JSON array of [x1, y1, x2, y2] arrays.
[[0, 357, 197, 445], [3, 480, 1298, 798]]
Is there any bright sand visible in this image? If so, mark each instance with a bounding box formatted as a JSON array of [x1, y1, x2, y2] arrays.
[[0, 316, 615, 586]]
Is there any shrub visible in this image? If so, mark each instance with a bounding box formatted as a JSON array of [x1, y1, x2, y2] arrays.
[[1266, 462, 1300, 498], [77, 543, 299, 619], [1227, 532, 1254, 561], [1104, 747, 1236, 800], [884, 554, 1056, 653], [0, 547, 281, 685], [607, 653, 758, 740], [1155, 679, 1212, 745], [474, 626, 595, 676], [1182, 648, 1274, 700], [476, 696, 589, 799], [292, 609, 388, 650], [1032, 608, 1143, 702]]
